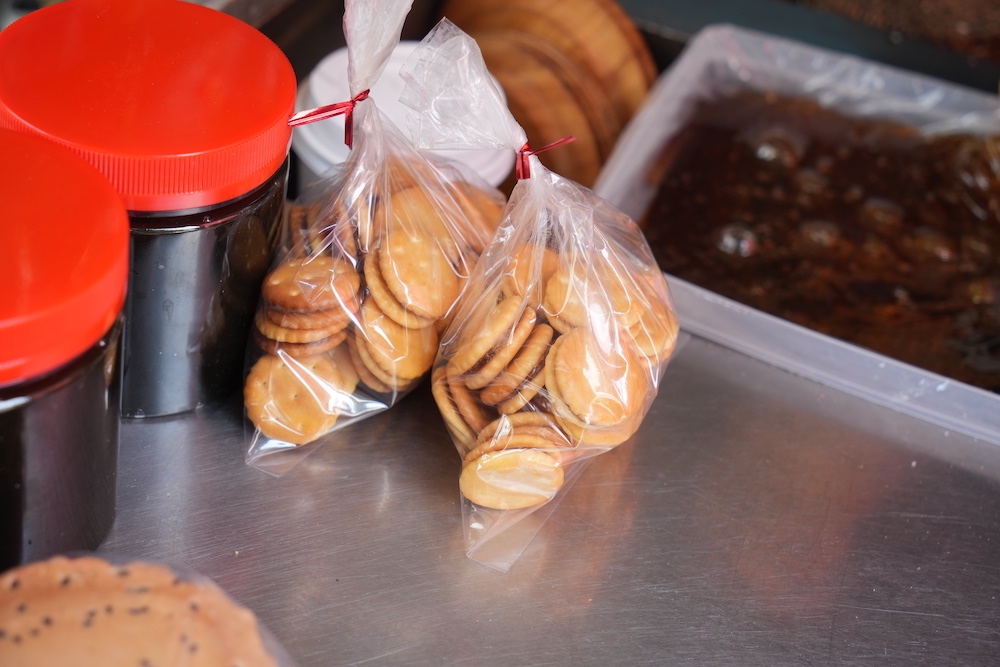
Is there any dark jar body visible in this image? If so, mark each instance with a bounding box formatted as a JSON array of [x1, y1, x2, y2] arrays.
[[122, 161, 287, 418], [0, 318, 123, 571]]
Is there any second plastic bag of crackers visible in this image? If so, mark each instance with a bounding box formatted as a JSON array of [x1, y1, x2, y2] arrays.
[[243, 0, 504, 476], [402, 21, 680, 570]]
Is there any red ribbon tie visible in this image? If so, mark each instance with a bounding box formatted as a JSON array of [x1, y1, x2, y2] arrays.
[[288, 89, 371, 148], [516, 136, 577, 179]]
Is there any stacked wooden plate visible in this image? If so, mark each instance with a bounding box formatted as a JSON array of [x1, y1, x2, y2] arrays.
[[440, 0, 657, 187]]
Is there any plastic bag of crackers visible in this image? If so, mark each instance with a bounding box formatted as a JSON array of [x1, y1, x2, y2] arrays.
[[243, 0, 504, 475], [401, 21, 680, 570]]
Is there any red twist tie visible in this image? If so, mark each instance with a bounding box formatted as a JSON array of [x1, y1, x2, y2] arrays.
[[287, 89, 371, 148], [515, 136, 577, 179]]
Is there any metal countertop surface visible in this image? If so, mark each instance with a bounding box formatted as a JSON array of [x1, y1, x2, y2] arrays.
[[73, 1, 1000, 663], [100, 332, 1000, 666]]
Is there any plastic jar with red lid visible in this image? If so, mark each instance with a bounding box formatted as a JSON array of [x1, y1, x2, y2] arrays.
[[0, 0, 297, 417], [0, 129, 130, 570]]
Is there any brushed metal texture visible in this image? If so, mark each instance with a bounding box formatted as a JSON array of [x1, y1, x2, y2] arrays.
[[100, 335, 1000, 665]]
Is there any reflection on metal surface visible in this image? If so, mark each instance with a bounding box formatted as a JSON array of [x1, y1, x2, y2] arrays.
[[101, 335, 1000, 664]]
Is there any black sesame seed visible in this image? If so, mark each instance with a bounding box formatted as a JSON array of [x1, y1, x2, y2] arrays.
[[15, 603, 26, 613], [42, 617, 52, 626], [9, 579, 19, 590], [189, 602, 199, 613], [30, 628, 39, 637], [0, 629, 6, 639], [188, 643, 198, 654], [12, 634, 21, 644], [60, 576, 71, 587], [117, 568, 130, 577], [105, 604, 114, 614], [83, 617, 93, 628]]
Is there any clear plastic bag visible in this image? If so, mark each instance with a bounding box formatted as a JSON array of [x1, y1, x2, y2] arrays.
[[596, 24, 1000, 434], [243, 0, 505, 476], [402, 20, 680, 570]]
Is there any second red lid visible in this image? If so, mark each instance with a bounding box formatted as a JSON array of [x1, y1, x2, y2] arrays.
[[0, 0, 296, 212], [0, 129, 130, 387]]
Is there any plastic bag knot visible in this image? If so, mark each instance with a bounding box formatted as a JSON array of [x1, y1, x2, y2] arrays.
[[515, 136, 577, 180]]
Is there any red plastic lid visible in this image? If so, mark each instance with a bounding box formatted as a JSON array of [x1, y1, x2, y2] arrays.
[[0, 0, 296, 212], [0, 129, 130, 387]]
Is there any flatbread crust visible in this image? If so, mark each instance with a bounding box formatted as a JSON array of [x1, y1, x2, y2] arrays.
[[0, 555, 279, 666]]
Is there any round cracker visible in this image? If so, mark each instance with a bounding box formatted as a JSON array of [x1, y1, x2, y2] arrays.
[[327, 342, 360, 395], [463, 430, 566, 466], [254, 309, 347, 344], [476, 410, 560, 444], [496, 368, 546, 415], [262, 255, 361, 313], [449, 293, 528, 376], [447, 363, 494, 436], [431, 364, 478, 451], [542, 264, 588, 333], [363, 249, 437, 330], [501, 242, 560, 308], [544, 263, 596, 328], [546, 327, 649, 428], [379, 225, 460, 321], [448, 181, 504, 255], [264, 303, 355, 331], [459, 448, 564, 510], [464, 306, 538, 390], [347, 333, 392, 395], [252, 327, 347, 358], [244, 353, 353, 445], [552, 395, 644, 447], [480, 323, 553, 405], [626, 300, 679, 365], [352, 332, 410, 392], [542, 261, 638, 333], [472, 410, 575, 460], [390, 187, 464, 263], [355, 298, 438, 381]]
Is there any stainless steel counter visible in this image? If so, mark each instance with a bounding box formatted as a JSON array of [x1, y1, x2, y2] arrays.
[[58, 1, 996, 663], [100, 331, 1000, 665]]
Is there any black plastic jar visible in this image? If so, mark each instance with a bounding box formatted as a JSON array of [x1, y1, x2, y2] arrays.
[[0, 130, 130, 570], [0, 0, 297, 417], [123, 163, 287, 417]]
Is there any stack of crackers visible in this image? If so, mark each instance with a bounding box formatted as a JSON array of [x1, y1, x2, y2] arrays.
[[433, 238, 678, 511], [245, 162, 504, 447]]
